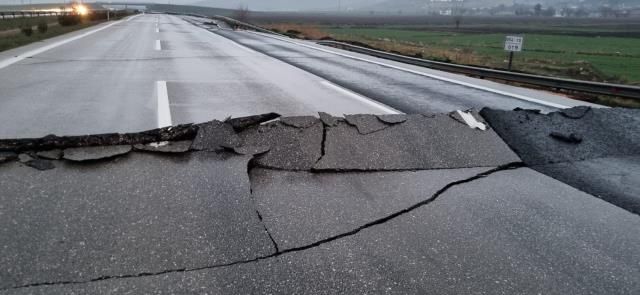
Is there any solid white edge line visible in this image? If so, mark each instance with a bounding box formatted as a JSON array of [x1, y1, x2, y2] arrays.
[[0, 15, 140, 70], [155, 40, 161, 50], [456, 110, 487, 131], [156, 81, 172, 128], [183, 17, 400, 114], [321, 81, 401, 114], [248, 31, 569, 109]]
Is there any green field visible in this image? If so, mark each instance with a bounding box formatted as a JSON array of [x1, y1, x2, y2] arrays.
[[0, 21, 98, 52], [325, 27, 640, 84], [0, 16, 58, 31]]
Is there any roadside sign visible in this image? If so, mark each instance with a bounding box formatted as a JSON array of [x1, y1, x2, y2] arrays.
[[504, 35, 524, 52]]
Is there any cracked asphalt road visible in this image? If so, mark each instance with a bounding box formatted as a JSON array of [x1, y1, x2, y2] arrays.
[[1, 108, 639, 294], [0, 11, 637, 295]]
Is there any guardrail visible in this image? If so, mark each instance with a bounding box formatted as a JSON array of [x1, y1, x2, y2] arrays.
[[180, 14, 640, 100], [316, 40, 640, 100]]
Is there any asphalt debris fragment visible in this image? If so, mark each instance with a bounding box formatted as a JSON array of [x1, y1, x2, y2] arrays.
[[16, 153, 55, 170], [239, 121, 322, 170], [0, 151, 17, 163], [480, 107, 640, 165], [36, 149, 63, 160], [315, 114, 520, 171], [318, 112, 339, 127], [560, 106, 591, 119], [377, 114, 407, 124], [230, 145, 271, 156], [18, 153, 33, 163], [63, 145, 132, 162], [134, 141, 192, 153], [345, 114, 391, 135], [24, 158, 55, 171], [279, 116, 319, 129], [0, 124, 197, 152], [225, 113, 281, 132], [550, 132, 583, 144], [191, 121, 241, 152]]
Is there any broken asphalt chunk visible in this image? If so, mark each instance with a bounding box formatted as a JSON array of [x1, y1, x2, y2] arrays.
[[134, 141, 192, 153], [231, 145, 271, 156], [238, 120, 322, 170], [18, 153, 33, 163], [480, 107, 640, 165], [0, 125, 197, 152], [24, 158, 55, 171], [0, 151, 17, 163], [36, 149, 63, 160], [550, 132, 583, 144], [225, 113, 280, 132], [191, 121, 241, 152], [17, 153, 55, 170], [314, 114, 520, 171], [63, 145, 132, 162], [376, 114, 407, 124], [345, 114, 391, 135], [318, 112, 339, 127], [279, 116, 319, 129], [560, 106, 591, 119]]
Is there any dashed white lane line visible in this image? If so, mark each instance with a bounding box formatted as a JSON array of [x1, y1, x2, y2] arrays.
[[0, 16, 137, 70], [156, 27, 160, 33], [321, 81, 401, 114], [248, 31, 569, 109], [155, 40, 162, 50], [156, 81, 172, 128]]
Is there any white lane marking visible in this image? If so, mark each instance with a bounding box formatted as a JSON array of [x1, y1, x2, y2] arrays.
[[126, 14, 140, 22], [155, 40, 161, 50], [156, 27, 160, 33], [248, 31, 569, 109], [188, 21, 400, 114], [228, 38, 258, 54], [456, 110, 487, 131], [0, 20, 125, 70], [156, 81, 172, 128], [321, 81, 401, 114]]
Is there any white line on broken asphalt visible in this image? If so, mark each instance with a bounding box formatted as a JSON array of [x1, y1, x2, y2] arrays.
[[248, 31, 570, 109], [456, 110, 487, 130], [0, 16, 139, 70], [156, 81, 172, 128], [321, 81, 402, 115]]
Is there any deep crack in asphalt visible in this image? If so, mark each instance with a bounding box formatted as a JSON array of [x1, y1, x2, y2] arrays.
[[4, 161, 523, 291]]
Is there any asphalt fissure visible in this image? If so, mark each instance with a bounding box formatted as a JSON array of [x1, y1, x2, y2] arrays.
[[4, 162, 524, 291], [248, 157, 281, 254]]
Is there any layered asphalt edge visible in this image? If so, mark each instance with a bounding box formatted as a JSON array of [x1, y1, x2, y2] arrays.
[[0, 107, 638, 290]]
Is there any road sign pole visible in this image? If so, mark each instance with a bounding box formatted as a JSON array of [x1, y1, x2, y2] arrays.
[[508, 51, 514, 71]]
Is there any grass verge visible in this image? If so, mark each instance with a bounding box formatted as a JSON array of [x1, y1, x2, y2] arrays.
[[264, 23, 640, 108]]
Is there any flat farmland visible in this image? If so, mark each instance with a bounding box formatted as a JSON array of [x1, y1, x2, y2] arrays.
[[324, 27, 640, 84]]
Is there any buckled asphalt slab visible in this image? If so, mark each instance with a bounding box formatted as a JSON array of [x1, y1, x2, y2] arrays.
[[0, 108, 639, 294], [481, 107, 640, 215]]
